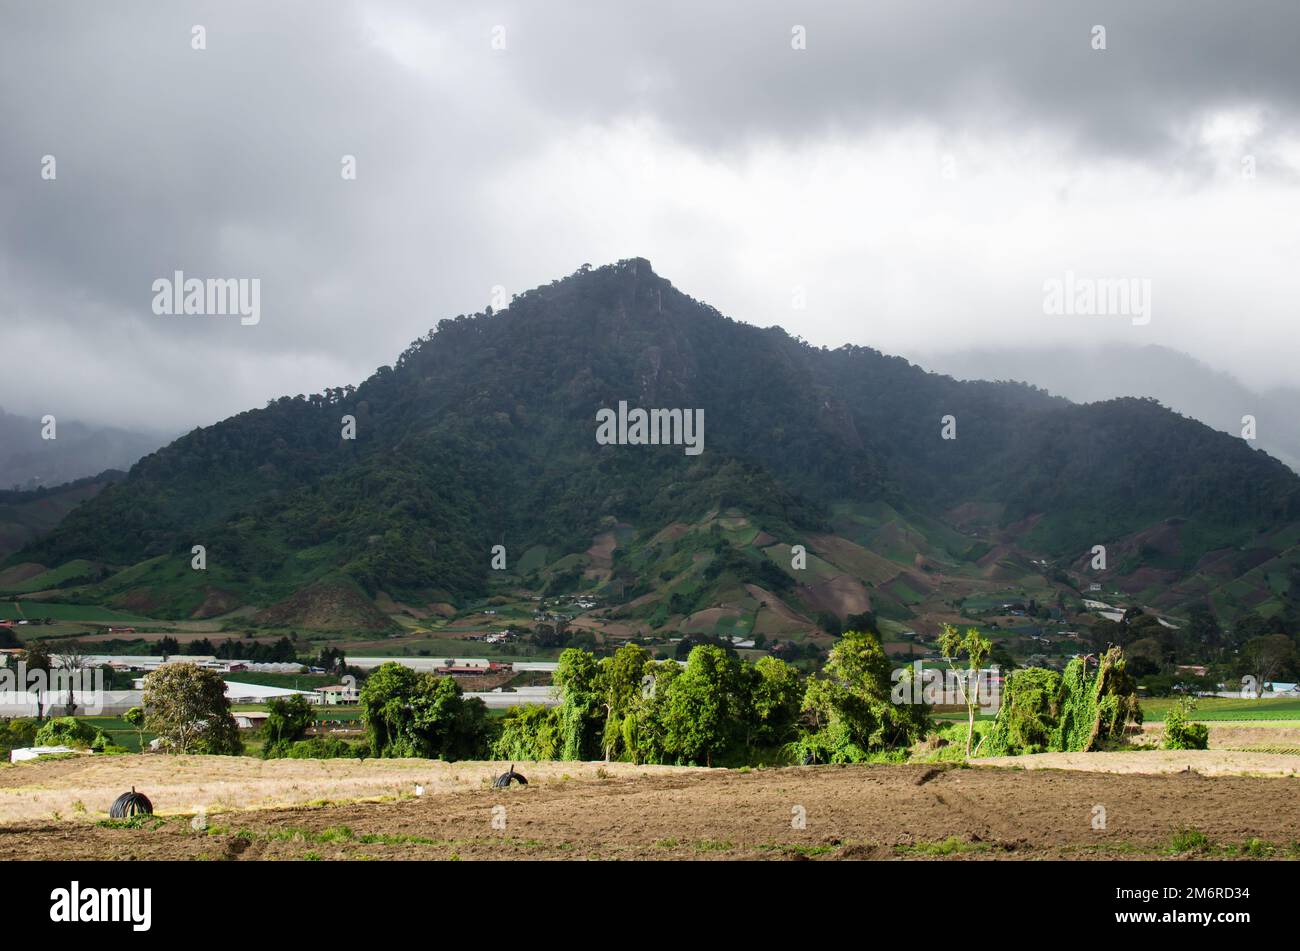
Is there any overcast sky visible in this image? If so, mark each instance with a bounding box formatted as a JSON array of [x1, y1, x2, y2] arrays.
[[3, 0, 1300, 432]]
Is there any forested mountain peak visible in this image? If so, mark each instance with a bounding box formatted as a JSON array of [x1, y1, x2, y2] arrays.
[[10, 261, 1300, 633]]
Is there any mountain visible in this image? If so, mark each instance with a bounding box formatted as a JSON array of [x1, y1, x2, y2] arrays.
[[0, 408, 167, 489], [913, 344, 1300, 474], [8, 259, 1300, 636]]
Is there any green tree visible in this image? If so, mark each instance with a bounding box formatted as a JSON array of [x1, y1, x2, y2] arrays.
[[358, 663, 419, 756], [745, 655, 802, 750], [262, 694, 315, 757], [938, 624, 993, 758], [630, 659, 682, 764], [359, 662, 489, 759], [123, 706, 146, 749], [22, 642, 52, 720], [598, 643, 649, 762], [662, 645, 737, 766], [796, 630, 925, 763], [142, 663, 242, 755], [553, 648, 604, 760]]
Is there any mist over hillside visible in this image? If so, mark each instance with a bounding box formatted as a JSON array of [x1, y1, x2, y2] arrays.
[[912, 345, 1300, 473], [0, 408, 168, 489]]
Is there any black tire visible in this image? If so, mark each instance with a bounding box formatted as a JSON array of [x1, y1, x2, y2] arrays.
[[108, 788, 153, 819]]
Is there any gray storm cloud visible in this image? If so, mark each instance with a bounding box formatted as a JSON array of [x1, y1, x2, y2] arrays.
[[2, 0, 1299, 430]]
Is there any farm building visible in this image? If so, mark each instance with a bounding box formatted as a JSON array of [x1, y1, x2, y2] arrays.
[[232, 711, 272, 730], [313, 683, 359, 705], [0, 689, 142, 717], [89, 655, 306, 675], [464, 685, 560, 709], [348, 656, 552, 674], [435, 664, 498, 676], [221, 681, 315, 703]]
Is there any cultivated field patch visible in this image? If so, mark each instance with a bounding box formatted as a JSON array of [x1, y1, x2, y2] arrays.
[[0, 759, 1296, 860]]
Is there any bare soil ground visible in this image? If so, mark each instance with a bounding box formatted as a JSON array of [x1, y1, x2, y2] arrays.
[[0, 756, 689, 825], [797, 575, 874, 618], [583, 532, 616, 581], [681, 607, 743, 633], [1140, 721, 1300, 753], [976, 749, 1300, 777], [744, 583, 817, 635], [0, 564, 47, 586], [0, 756, 1296, 860]]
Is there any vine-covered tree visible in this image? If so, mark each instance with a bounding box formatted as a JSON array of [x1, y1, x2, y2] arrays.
[[553, 648, 604, 760], [794, 630, 928, 763], [359, 662, 490, 759], [988, 647, 1141, 755], [598, 643, 649, 762]]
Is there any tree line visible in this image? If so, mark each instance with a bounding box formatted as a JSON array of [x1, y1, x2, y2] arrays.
[[357, 632, 931, 767], [13, 631, 1146, 766]]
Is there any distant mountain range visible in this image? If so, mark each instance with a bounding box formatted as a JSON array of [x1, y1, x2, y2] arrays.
[[913, 344, 1300, 474], [0, 408, 167, 489], [6, 260, 1299, 637]]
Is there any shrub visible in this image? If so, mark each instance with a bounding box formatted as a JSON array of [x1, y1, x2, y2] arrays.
[[913, 720, 993, 763], [33, 717, 105, 750], [281, 736, 365, 759], [0, 718, 39, 751], [90, 734, 131, 755], [1163, 698, 1209, 750]]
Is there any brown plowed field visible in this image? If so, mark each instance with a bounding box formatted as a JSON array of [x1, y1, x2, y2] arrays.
[[0, 755, 1297, 860]]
